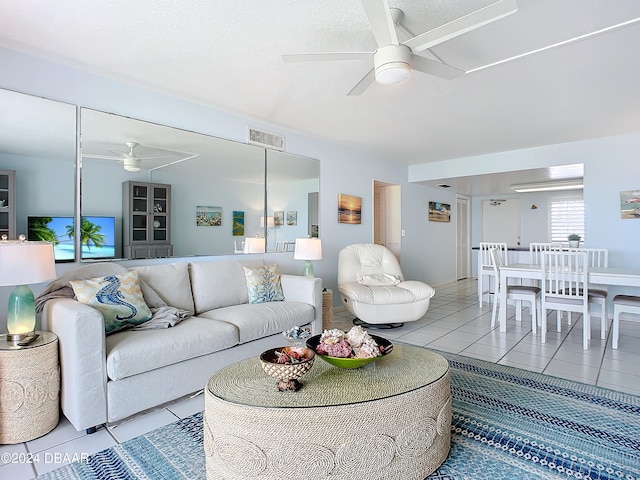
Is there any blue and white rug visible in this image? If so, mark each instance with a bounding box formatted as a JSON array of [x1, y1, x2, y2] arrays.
[[39, 352, 640, 479]]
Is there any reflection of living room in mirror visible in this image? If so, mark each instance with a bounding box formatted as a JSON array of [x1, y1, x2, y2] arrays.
[[27, 216, 117, 262]]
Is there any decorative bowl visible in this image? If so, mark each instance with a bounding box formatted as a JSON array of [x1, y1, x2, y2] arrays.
[[259, 346, 315, 381], [306, 333, 393, 369]]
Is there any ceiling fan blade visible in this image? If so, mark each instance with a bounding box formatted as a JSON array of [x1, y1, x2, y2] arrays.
[[137, 155, 174, 160], [82, 153, 122, 160], [361, 0, 399, 46], [411, 54, 464, 80], [403, 0, 518, 53], [282, 52, 372, 62], [347, 68, 376, 96]]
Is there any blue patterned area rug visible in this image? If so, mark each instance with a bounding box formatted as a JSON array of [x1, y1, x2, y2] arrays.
[[39, 352, 640, 480]]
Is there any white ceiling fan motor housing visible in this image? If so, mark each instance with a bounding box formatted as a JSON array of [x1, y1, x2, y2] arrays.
[[374, 44, 411, 86]]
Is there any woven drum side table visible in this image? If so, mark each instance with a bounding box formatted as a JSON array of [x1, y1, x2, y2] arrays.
[[204, 344, 451, 480], [0, 331, 60, 444], [321, 288, 333, 329]]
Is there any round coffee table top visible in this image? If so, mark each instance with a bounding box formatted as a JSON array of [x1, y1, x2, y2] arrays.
[[207, 343, 448, 408]]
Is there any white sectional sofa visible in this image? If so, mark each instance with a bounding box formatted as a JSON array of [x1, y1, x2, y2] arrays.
[[41, 259, 322, 432]]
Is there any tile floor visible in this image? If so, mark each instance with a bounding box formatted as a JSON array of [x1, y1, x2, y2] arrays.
[[3, 278, 639, 479]]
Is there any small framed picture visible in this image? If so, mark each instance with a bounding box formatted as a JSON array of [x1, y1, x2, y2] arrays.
[[196, 206, 222, 226], [338, 194, 362, 224], [286, 211, 297, 226], [428, 202, 451, 222], [274, 211, 284, 226]]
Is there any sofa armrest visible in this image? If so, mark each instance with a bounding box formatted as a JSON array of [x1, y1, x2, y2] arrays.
[[41, 298, 108, 432], [280, 275, 323, 334]]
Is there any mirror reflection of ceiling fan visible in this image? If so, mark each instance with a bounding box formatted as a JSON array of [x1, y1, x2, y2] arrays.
[[83, 142, 198, 172], [282, 0, 518, 95]]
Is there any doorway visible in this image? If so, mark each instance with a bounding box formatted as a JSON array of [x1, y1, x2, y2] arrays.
[[456, 195, 471, 280], [373, 180, 401, 261]]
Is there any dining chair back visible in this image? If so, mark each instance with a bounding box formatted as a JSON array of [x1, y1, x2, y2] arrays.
[[567, 248, 609, 339], [612, 295, 640, 349], [529, 243, 562, 264], [540, 250, 591, 349], [478, 242, 508, 305], [489, 248, 541, 334]]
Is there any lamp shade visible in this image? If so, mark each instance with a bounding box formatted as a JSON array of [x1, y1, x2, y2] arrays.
[[294, 238, 322, 261], [243, 237, 266, 254], [259, 216, 275, 228], [0, 240, 56, 286]]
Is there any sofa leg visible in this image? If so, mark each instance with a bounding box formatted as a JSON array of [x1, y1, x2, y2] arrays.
[[353, 318, 404, 329], [86, 426, 98, 435]]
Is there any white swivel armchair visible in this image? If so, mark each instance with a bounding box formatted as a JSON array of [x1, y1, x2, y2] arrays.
[[337, 243, 435, 328]]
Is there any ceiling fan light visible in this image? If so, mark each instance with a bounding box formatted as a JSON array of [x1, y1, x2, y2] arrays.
[[375, 62, 411, 85], [123, 156, 141, 172]]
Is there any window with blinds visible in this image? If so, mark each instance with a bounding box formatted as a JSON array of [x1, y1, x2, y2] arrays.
[[549, 195, 585, 243]]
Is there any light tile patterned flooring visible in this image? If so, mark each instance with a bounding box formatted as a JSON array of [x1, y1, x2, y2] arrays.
[[3, 278, 639, 479]]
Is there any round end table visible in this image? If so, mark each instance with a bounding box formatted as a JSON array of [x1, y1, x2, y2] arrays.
[[0, 331, 60, 444]]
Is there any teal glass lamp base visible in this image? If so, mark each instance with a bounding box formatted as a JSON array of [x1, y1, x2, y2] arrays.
[[7, 284, 37, 343], [302, 260, 315, 278]]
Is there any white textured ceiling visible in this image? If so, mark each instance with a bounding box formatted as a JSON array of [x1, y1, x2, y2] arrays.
[[1, 0, 640, 167]]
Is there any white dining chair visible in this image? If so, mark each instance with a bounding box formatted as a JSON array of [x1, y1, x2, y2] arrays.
[[478, 242, 508, 305], [529, 242, 562, 264], [612, 295, 640, 349], [490, 248, 541, 334], [540, 250, 592, 349], [566, 248, 608, 339]]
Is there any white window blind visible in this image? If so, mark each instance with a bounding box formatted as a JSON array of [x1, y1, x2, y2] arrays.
[[549, 196, 585, 243]]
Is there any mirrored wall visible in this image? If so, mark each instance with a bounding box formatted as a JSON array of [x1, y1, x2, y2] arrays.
[[0, 88, 319, 261], [79, 108, 319, 260], [0, 89, 77, 261]]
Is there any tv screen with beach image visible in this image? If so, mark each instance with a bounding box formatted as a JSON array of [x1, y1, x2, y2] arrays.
[[28, 215, 116, 261]]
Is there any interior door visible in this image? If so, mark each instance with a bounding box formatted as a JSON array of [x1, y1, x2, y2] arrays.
[[456, 195, 470, 280], [373, 181, 401, 261], [482, 198, 521, 246]]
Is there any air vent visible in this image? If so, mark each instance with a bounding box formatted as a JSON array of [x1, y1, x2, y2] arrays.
[[437, 184, 451, 188], [247, 127, 285, 151]]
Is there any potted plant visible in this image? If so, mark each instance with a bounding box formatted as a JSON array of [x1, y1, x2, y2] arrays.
[[568, 234, 581, 248]]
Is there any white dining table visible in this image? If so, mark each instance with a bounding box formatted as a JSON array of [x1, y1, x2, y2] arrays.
[[497, 263, 640, 333]]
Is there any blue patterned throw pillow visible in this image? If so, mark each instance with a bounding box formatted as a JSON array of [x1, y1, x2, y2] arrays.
[[244, 264, 285, 304], [70, 270, 153, 334]]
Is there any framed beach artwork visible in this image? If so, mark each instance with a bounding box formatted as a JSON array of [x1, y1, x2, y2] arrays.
[[274, 211, 284, 226], [196, 206, 222, 226], [232, 210, 245, 235], [429, 201, 451, 222], [286, 211, 297, 226], [338, 194, 362, 224], [620, 190, 640, 219]]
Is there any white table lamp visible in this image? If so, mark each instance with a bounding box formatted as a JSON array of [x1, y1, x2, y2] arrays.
[[243, 236, 266, 254], [294, 238, 322, 277], [0, 236, 56, 343]]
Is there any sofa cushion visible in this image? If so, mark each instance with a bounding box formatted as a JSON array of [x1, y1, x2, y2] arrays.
[[244, 264, 285, 303], [135, 262, 194, 313], [105, 316, 239, 381], [70, 270, 153, 334], [190, 260, 262, 314], [198, 302, 314, 344]]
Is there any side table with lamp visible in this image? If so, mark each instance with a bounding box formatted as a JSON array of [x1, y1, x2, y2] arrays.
[[0, 234, 59, 444]]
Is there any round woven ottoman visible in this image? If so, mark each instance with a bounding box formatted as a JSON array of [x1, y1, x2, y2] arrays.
[[0, 331, 60, 444], [204, 344, 450, 480]]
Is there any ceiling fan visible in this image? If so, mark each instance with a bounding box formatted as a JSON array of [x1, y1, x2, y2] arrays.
[[282, 0, 518, 95], [83, 142, 172, 172]]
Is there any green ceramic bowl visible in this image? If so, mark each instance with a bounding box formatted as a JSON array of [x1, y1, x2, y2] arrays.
[[306, 333, 393, 369]]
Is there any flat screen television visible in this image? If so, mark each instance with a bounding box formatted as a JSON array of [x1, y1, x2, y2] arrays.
[[80, 216, 116, 260], [28, 215, 117, 262]]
